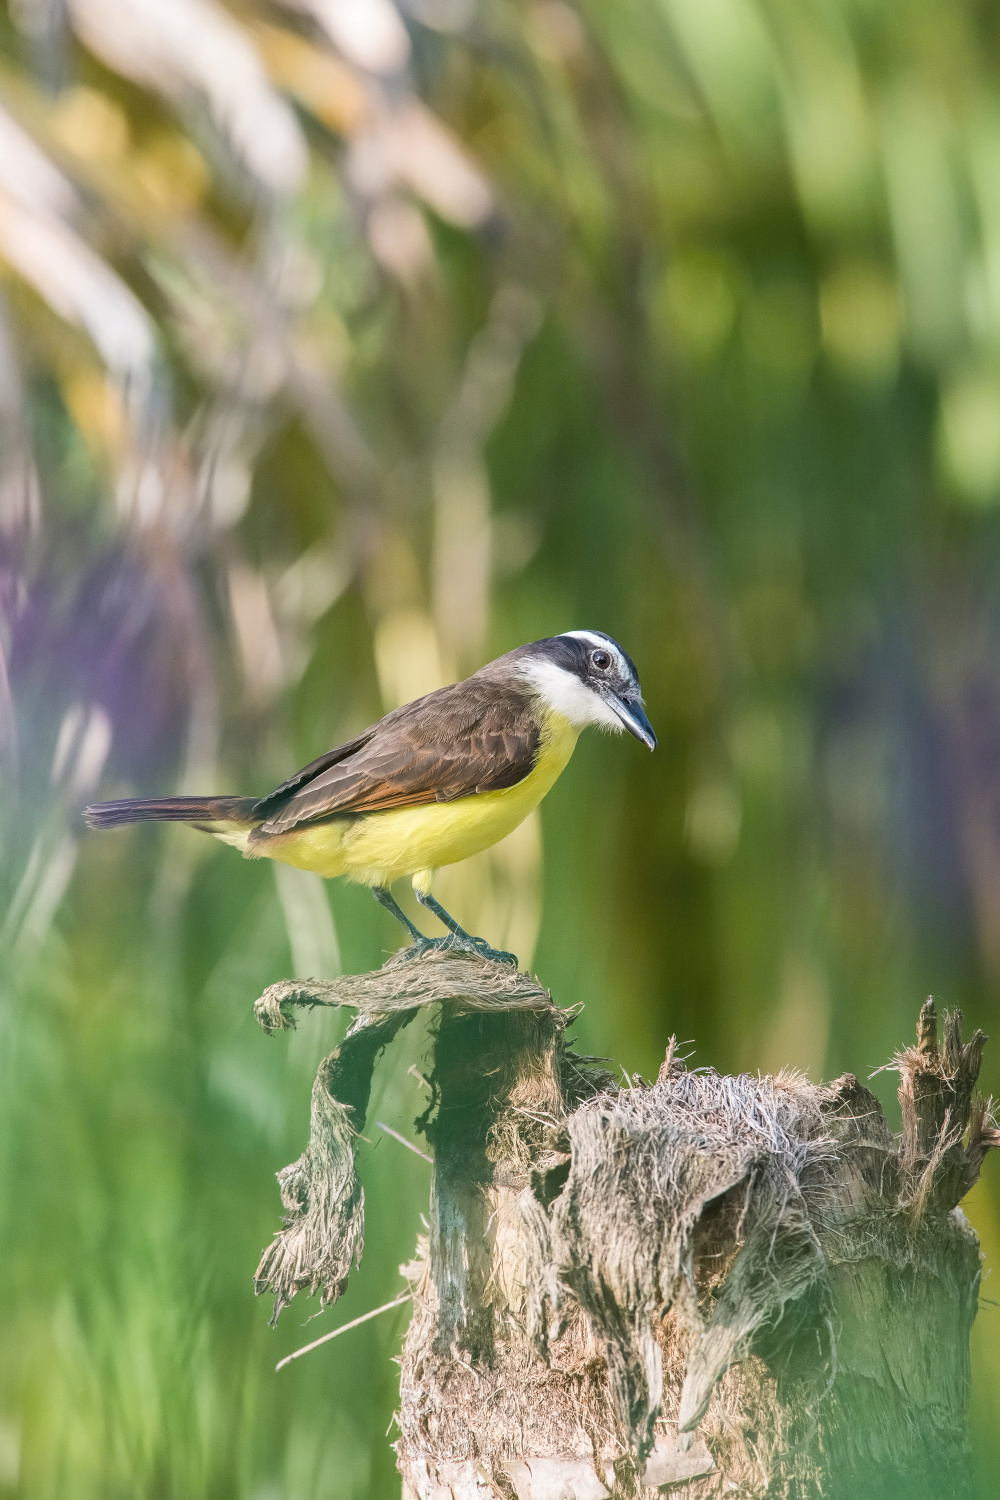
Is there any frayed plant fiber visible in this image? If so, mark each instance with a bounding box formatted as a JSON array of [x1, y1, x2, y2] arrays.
[[252, 950, 558, 1322], [253, 1008, 414, 1321], [524, 1066, 838, 1456]]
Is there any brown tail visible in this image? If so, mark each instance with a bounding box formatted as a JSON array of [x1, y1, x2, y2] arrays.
[[83, 796, 259, 831]]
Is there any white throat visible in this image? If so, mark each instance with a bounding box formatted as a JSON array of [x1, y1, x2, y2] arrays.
[[517, 659, 624, 733]]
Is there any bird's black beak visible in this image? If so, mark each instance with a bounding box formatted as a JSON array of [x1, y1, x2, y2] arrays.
[[611, 695, 657, 750]]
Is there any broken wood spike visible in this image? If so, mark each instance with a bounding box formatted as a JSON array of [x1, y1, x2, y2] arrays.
[[658, 1034, 683, 1082], [943, 1007, 965, 1071], [917, 995, 938, 1057], [892, 1002, 995, 1219]]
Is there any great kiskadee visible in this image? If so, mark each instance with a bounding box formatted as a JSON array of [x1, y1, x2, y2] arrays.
[[85, 631, 655, 962]]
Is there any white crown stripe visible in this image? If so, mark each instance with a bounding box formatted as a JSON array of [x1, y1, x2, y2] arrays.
[[561, 630, 615, 650]]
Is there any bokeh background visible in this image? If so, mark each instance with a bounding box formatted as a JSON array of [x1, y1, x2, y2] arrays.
[[2, 0, 1000, 1494]]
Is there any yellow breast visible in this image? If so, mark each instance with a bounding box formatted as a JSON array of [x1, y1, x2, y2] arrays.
[[255, 710, 579, 887]]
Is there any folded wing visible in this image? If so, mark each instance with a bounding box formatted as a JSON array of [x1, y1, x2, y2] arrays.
[[255, 679, 540, 835]]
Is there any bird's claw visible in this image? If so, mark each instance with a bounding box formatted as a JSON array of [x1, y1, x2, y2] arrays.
[[468, 940, 518, 968], [398, 933, 518, 968]]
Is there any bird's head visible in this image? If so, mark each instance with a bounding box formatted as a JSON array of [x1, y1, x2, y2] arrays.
[[513, 631, 656, 749]]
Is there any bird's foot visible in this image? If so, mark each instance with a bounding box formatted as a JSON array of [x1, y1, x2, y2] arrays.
[[412, 888, 518, 966], [397, 931, 517, 967], [395, 934, 450, 961], [455, 932, 518, 967]]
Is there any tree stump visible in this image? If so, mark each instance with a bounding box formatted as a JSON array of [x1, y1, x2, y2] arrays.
[[252, 954, 998, 1499]]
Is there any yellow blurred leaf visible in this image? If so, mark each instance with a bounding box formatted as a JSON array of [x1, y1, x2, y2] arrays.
[[651, 245, 742, 362], [130, 134, 210, 215], [61, 366, 127, 463], [881, 84, 965, 364], [373, 608, 445, 710], [663, 0, 779, 158], [65, 0, 307, 193], [49, 86, 129, 164], [280, 0, 410, 76], [819, 261, 902, 383], [777, 33, 875, 231], [252, 22, 371, 137], [938, 368, 1000, 506]]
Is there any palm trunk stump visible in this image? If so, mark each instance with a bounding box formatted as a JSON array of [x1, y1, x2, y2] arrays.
[[252, 952, 998, 1499]]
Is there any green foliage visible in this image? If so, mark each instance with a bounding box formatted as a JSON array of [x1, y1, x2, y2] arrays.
[[1, 0, 1000, 1494]]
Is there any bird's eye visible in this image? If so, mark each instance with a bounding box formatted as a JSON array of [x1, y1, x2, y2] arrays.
[[590, 649, 611, 670]]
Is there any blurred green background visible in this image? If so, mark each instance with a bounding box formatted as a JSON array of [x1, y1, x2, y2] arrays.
[[2, 0, 1000, 1494]]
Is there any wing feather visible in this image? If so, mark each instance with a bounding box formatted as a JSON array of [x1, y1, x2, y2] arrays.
[[252, 731, 376, 817], [257, 679, 539, 834]]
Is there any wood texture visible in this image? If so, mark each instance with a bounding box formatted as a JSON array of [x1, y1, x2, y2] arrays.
[[252, 958, 998, 1499]]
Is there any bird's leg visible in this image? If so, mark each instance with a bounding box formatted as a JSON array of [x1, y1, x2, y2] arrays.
[[413, 888, 517, 967], [371, 886, 429, 947]]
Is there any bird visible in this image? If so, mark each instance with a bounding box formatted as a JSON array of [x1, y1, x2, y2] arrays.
[[84, 631, 655, 964]]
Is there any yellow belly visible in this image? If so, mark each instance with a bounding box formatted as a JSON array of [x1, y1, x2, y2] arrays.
[[253, 711, 578, 888]]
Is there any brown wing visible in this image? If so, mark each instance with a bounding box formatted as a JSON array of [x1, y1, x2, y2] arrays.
[[253, 732, 375, 813], [256, 677, 540, 835]]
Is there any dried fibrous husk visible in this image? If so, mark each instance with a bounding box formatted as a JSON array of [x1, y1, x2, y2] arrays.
[[255, 961, 995, 1500], [253, 950, 556, 1321]]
